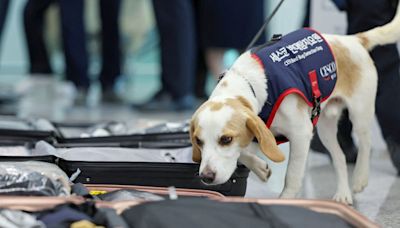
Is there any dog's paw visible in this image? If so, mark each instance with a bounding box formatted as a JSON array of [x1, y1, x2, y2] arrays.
[[352, 168, 369, 193], [333, 190, 353, 205], [352, 177, 368, 193], [253, 162, 272, 182]]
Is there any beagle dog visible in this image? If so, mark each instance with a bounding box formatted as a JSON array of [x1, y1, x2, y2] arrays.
[[190, 4, 400, 205]]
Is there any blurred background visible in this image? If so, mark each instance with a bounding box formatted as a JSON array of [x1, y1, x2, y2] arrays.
[[0, 0, 314, 122]]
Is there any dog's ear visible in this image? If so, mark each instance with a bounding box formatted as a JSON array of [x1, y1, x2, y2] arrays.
[[190, 120, 202, 163], [246, 112, 285, 162]]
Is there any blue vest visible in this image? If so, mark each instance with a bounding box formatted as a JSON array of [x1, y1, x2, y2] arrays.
[[251, 28, 337, 143]]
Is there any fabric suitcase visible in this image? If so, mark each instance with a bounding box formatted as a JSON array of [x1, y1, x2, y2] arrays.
[[218, 198, 378, 228], [0, 197, 378, 227], [0, 116, 190, 147], [0, 118, 249, 196], [0, 144, 249, 196], [118, 198, 378, 228], [0, 117, 192, 149], [0, 117, 124, 145], [0, 116, 59, 146], [52, 146, 249, 196], [58, 159, 249, 196]]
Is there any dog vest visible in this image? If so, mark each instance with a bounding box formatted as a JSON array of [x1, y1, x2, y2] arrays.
[[251, 28, 337, 144]]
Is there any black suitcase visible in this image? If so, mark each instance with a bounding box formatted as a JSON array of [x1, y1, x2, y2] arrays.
[[1, 152, 249, 196], [58, 160, 249, 196], [0, 118, 250, 196], [0, 116, 58, 145]]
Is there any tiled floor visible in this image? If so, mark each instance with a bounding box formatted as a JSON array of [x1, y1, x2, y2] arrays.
[[2, 77, 400, 227]]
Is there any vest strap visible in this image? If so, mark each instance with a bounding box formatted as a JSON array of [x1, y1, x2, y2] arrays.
[[308, 70, 322, 125]]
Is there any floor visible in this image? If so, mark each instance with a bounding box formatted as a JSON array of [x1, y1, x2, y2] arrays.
[[1, 77, 400, 227]]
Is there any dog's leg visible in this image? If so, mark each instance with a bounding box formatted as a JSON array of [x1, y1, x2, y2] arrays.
[[239, 143, 271, 182], [317, 102, 353, 205], [348, 103, 374, 193], [279, 116, 314, 199]]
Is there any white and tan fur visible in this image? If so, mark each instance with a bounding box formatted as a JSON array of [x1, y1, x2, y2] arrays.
[[190, 4, 400, 205]]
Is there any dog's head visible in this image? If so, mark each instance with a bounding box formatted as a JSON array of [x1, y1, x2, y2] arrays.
[[190, 97, 285, 185]]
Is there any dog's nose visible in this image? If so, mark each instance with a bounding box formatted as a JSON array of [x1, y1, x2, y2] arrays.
[[200, 170, 216, 184]]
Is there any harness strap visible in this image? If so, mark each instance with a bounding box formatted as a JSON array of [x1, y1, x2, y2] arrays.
[[308, 70, 322, 125]]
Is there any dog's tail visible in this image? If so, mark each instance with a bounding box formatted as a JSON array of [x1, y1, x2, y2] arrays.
[[356, 2, 400, 51]]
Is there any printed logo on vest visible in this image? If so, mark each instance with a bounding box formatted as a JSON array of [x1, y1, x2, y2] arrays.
[[268, 32, 326, 67], [319, 61, 337, 80]]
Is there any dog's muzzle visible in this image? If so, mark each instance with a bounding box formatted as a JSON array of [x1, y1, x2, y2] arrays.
[[199, 168, 216, 184]]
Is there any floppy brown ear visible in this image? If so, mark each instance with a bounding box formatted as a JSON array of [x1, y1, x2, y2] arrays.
[[246, 112, 285, 162], [190, 121, 202, 163]]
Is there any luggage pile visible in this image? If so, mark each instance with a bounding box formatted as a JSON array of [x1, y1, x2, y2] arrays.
[[0, 116, 377, 227]]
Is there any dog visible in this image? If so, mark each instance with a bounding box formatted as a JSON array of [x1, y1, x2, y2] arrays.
[[190, 4, 400, 205]]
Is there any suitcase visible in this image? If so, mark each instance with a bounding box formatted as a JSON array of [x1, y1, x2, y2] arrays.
[[0, 117, 191, 148], [219, 198, 377, 228], [58, 158, 249, 196], [0, 116, 58, 145], [0, 117, 249, 196], [0, 151, 249, 196], [0, 116, 189, 146], [0, 195, 378, 227]]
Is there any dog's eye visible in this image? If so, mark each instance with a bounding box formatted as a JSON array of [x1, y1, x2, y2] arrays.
[[219, 136, 233, 146], [195, 137, 203, 147]]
